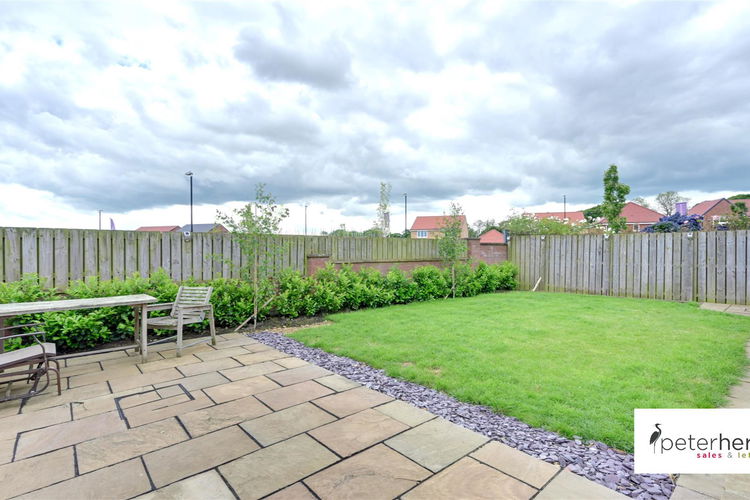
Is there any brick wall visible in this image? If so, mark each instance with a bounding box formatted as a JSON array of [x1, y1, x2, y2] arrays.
[[306, 240, 508, 275]]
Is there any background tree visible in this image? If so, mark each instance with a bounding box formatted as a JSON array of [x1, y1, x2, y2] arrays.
[[216, 184, 289, 330], [583, 205, 603, 223], [470, 219, 497, 237], [376, 182, 391, 236], [498, 212, 588, 235], [438, 202, 466, 298], [601, 165, 631, 233], [631, 196, 651, 209], [728, 194, 750, 200], [727, 202, 750, 230], [655, 191, 687, 216]]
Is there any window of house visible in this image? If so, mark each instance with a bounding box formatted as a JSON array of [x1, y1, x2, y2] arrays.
[[416, 230, 428, 238]]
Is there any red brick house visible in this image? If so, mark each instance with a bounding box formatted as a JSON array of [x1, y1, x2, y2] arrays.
[[479, 228, 505, 244], [600, 202, 664, 232], [689, 198, 750, 228], [410, 215, 469, 239]]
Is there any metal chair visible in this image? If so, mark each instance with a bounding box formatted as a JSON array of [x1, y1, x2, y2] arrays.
[[144, 286, 217, 357], [0, 324, 61, 403]]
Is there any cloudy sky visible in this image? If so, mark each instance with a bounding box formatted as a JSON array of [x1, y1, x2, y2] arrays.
[[1, 0, 749, 233]]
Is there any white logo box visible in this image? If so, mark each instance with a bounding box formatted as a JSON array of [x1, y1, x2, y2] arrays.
[[634, 409, 750, 474]]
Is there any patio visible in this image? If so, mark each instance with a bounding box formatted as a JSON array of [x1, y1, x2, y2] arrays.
[[0, 331, 626, 499]]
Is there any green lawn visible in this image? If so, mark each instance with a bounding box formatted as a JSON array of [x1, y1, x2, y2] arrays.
[[290, 292, 750, 452]]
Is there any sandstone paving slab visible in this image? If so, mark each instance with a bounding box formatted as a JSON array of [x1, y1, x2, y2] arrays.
[[124, 390, 214, 428], [535, 470, 628, 500], [177, 357, 241, 377], [179, 395, 270, 437], [69, 364, 141, 388], [699, 303, 731, 312], [157, 343, 215, 359], [309, 408, 409, 457], [234, 349, 290, 365], [203, 375, 281, 404], [315, 374, 361, 392], [726, 475, 750, 495], [242, 342, 275, 353], [670, 486, 714, 500], [240, 402, 336, 446], [265, 482, 317, 500], [375, 400, 434, 427], [274, 357, 308, 369], [76, 417, 188, 474], [144, 425, 258, 487], [72, 386, 152, 420], [678, 474, 727, 498], [471, 441, 559, 489], [385, 417, 488, 473], [220, 361, 286, 382], [219, 433, 338, 500], [156, 385, 185, 398], [403, 457, 536, 500], [109, 367, 183, 393], [0, 404, 69, 441], [16, 457, 151, 500], [267, 364, 332, 386], [195, 346, 252, 362], [23, 381, 110, 412], [0, 447, 74, 499], [212, 336, 258, 348], [154, 371, 228, 392], [135, 470, 235, 500], [15, 410, 126, 460], [313, 386, 393, 417], [137, 354, 201, 373], [305, 444, 431, 500], [0, 438, 14, 465], [255, 380, 334, 410], [66, 350, 129, 366], [59, 361, 103, 378]]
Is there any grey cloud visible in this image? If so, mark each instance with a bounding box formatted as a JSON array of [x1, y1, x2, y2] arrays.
[[234, 27, 352, 89]]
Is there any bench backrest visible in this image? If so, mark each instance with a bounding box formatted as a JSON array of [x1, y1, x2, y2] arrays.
[[171, 286, 213, 321]]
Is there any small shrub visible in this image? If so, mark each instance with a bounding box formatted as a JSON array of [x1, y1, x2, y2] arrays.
[[412, 266, 449, 301]]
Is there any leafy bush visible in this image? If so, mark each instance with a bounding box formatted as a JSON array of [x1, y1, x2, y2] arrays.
[[0, 261, 518, 352], [642, 213, 703, 233]]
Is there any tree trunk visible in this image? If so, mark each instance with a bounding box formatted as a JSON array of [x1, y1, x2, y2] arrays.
[[451, 265, 456, 299], [253, 252, 258, 330]]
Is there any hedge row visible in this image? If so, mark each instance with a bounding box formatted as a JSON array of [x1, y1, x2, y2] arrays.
[[0, 262, 518, 352]]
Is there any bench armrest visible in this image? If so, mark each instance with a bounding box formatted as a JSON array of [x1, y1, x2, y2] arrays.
[[0, 330, 47, 343], [0, 323, 42, 332], [177, 304, 212, 311], [146, 303, 174, 312]]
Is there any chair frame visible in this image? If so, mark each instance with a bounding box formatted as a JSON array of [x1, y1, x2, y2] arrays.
[[144, 286, 217, 357], [0, 323, 61, 403]]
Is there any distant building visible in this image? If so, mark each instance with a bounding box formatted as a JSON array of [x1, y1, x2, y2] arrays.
[[479, 228, 505, 244], [136, 226, 181, 232], [689, 198, 750, 228], [532, 211, 587, 223], [410, 215, 469, 239], [611, 202, 664, 232], [180, 223, 229, 233]]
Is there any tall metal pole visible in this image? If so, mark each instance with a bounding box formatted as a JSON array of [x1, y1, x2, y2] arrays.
[[185, 171, 194, 232], [304, 203, 308, 236], [403, 193, 408, 234], [563, 195, 567, 220], [98, 210, 102, 230]]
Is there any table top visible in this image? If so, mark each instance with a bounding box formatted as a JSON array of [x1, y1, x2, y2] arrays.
[[0, 294, 158, 317]]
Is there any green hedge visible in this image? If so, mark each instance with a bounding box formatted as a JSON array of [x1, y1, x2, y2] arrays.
[[0, 261, 518, 352]]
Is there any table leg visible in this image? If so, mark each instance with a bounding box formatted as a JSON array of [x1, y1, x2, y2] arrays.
[[140, 304, 148, 363], [133, 306, 140, 353]]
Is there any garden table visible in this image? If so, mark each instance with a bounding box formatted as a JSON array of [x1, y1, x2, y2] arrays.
[[0, 294, 158, 363]]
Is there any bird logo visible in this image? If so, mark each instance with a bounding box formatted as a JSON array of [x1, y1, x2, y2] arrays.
[[649, 423, 662, 453]]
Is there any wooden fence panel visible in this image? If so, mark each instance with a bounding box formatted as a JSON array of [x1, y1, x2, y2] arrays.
[[53, 229, 68, 290], [509, 231, 750, 305]]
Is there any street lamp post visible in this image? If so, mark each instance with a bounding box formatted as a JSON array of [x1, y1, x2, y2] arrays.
[[563, 194, 567, 220], [403, 193, 408, 234], [98, 210, 102, 231], [185, 172, 194, 232], [304, 203, 309, 236]]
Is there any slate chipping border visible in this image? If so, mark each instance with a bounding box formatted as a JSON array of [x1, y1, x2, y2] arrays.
[[251, 331, 675, 500]]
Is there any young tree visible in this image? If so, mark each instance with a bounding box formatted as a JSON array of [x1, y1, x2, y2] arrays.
[[216, 184, 289, 330], [601, 165, 631, 233], [438, 202, 466, 299], [375, 182, 391, 236], [727, 202, 750, 230], [655, 191, 687, 216], [583, 204, 603, 223], [631, 196, 651, 209]]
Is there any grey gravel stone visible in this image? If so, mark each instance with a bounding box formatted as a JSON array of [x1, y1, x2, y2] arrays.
[[251, 331, 675, 499]]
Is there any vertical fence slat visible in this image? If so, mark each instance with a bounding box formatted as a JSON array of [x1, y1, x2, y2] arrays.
[[69, 229, 83, 284], [726, 231, 736, 304], [98, 231, 112, 281], [125, 231, 137, 278], [716, 231, 727, 304], [737, 231, 747, 305], [112, 231, 125, 281], [83, 230, 98, 282], [53, 229, 69, 289], [37, 229, 53, 288]]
